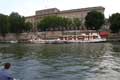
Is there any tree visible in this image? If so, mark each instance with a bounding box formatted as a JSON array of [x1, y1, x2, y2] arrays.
[[72, 18, 81, 30], [0, 14, 9, 36], [37, 16, 72, 31], [109, 13, 120, 33], [24, 22, 32, 32], [60, 17, 72, 30], [85, 11, 105, 30], [9, 12, 25, 33]]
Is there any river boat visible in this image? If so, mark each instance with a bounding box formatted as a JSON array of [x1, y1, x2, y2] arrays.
[[9, 40, 18, 43], [29, 38, 66, 44], [29, 31, 109, 43], [58, 32, 108, 43], [29, 38, 46, 44]]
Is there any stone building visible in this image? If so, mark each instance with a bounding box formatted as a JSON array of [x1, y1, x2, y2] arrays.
[[25, 6, 105, 29]]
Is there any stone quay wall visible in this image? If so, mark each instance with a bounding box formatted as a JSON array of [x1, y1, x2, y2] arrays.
[[0, 31, 63, 42], [107, 33, 120, 42]]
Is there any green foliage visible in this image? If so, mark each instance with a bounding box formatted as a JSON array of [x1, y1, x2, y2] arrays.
[[85, 11, 105, 30], [72, 18, 81, 30], [37, 16, 81, 31], [9, 12, 25, 33], [37, 16, 66, 31], [0, 14, 8, 36], [109, 13, 120, 33], [61, 17, 72, 30], [0, 12, 33, 37], [24, 22, 32, 32]]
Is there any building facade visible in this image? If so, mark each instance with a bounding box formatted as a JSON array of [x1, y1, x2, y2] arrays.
[[25, 6, 105, 29]]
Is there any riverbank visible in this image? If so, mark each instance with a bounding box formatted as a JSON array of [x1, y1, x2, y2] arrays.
[[107, 33, 120, 42], [0, 31, 119, 43]]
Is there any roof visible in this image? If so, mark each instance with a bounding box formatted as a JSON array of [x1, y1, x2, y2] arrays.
[[36, 8, 60, 16], [36, 8, 60, 13], [25, 6, 105, 18], [60, 6, 105, 14]]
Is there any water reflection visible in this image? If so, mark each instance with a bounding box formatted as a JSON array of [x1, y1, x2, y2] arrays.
[[0, 43, 120, 80], [90, 43, 120, 80]]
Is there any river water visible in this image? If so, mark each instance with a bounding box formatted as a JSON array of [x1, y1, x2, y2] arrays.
[[0, 42, 120, 80]]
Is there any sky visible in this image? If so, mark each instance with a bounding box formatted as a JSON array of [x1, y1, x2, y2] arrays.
[[0, 0, 120, 18]]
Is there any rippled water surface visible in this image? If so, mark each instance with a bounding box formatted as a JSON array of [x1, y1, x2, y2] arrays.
[[0, 42, 120, 80]]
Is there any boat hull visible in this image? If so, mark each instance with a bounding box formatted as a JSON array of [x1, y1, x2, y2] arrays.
[[29, 39, 106, 44]]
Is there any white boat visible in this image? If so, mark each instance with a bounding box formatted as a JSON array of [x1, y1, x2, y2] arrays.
[[45, 39, 67, 44], [29, 38, 46, 43], [29, 32, 108, 43], [9, 40, 18, 43], [29, 38, 66, 44], [58, 32, 107, 43], [66, 38, 106, 43]]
